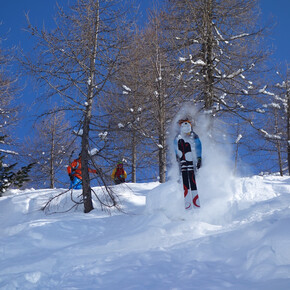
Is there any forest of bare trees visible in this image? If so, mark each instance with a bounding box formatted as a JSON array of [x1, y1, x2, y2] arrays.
[[0, 0, 289, 213]]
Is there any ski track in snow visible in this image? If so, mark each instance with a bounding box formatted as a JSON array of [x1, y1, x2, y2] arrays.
[[0, 176, 290, 289]]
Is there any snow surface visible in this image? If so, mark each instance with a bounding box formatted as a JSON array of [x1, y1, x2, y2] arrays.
[[2, 104, 289, 289], [1, 174, 290, 289]]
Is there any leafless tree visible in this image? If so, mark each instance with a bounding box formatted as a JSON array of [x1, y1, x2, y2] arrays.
[[22, 111, 77, 188], [139, 9, 182, 182], [21, 0, 132, 213], [276, 66, 290, 175], [258, 66, 289, 175], [106, 7, 183, 183], [99, 25, 150, 182], [154, 0, 275, 176], [162, 0, 269, 125], [0, 35, 36, 195], [0, 43, 20, 149]]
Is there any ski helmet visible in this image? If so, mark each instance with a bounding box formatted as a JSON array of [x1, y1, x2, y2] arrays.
[[178, 119, 192, 126], [117, 161, 123, 167]]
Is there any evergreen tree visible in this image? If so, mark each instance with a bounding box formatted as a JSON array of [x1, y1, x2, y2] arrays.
[[0, 139, 34, 196]]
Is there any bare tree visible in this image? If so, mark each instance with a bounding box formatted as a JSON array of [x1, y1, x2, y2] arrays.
[[276, 66, 290, 175], [154, 0, 276, 176], [22, 111, 77, 188], [259, 66, 290, 175], [21, 0, 131, 213], [106, 7, 183, 183], [0, 44, 20, 148], [103, 26, 163, 183], [0, 36, 35, 195], [140, 9, 181, 182], [162, 0, 269, 124]]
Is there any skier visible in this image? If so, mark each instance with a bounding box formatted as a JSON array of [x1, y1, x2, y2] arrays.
[[111, 161, 127, 184], [174, 118, 202, 210], [67, 153, 97, 189]]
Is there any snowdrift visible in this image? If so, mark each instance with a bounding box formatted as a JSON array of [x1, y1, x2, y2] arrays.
[[1, 175, 290, 289]]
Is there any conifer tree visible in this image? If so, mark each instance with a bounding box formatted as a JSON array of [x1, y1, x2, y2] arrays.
[[0, 137, 34, 196]]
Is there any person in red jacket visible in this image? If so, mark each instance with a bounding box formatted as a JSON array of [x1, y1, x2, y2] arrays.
[[111, 161, 127, 184], [67, 154, 96, 189]]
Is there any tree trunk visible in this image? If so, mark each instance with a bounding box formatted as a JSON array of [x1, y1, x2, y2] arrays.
[[287, 78, 290, 175], [202, 0, 214, 111], [158, 132, 166, 183], [155, 32, 167, 183], [131, 131, 137, 183], [81, 0, 100, 213], [50, 127, 55, 189], [274, 109, 283, 176], [81, 113, 94, 213], [158, 82, 166, 183]]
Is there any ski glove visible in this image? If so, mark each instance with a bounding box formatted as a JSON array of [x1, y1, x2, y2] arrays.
[[197, 157, 202, 169], [69, 174, 74, 181]]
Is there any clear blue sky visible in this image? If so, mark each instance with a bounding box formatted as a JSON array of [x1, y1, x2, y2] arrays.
[[0, 0, 288, 61], [0, 1, 289, 61], [0, 0, 289, 138], [259, 0, 290, 64]]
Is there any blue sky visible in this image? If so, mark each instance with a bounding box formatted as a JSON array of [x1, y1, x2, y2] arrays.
[[0, 0, 288, 61], [259, 0, 290, 64], [0, 0, 289, 139]]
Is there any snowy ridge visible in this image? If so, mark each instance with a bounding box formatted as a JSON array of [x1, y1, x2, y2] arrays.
[[1, 175, 290, 289]]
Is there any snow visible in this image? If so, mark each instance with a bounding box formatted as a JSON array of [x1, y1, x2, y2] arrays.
[[259, 85, 275, 96], [88, 148, 98, 156], [98, 131, 108, 140], [226, 68, 244, 79], [1, 104, 290, 289], [260, 129, 282, 140], [191, 59, 205, 66], [235, 134, 243, 143], [122, 85, 131, 92], [179, 57, 186, 62], [1, 174, 290, 289], [230, 33, 250, 40], [0, 149, 19, 155], [73, 129, 83, 136], [264, 103, 281, 109]]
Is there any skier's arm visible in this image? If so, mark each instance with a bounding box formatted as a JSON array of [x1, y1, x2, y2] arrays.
[[88, 167, 97, 174], [194, 134, 202, 159], [111, 168, 116, 179], [174, 137, 181, 160], [194, 134, 202, 169], [67, 160, 78, 175]]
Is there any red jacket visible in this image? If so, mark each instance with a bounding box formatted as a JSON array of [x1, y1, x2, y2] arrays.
[[111, 167, 127, 180], [67, 157, 96, 180]]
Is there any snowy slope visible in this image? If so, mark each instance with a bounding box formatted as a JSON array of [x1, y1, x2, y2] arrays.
[[0, 175, 290, 290]]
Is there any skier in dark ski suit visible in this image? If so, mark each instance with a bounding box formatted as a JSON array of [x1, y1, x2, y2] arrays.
[[174, 119, 202, 210]]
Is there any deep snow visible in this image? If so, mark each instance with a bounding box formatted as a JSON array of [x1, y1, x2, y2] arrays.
[[1, 173, 290, 290]]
